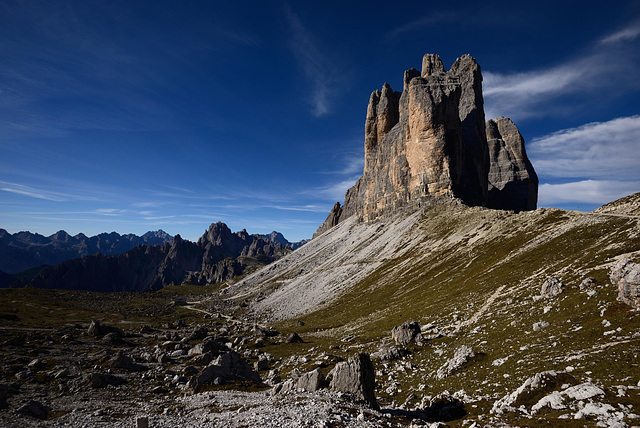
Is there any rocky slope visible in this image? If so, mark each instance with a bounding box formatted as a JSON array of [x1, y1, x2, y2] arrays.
[[2, 194, 638, 427], [315, 53, 538, 237], [26, 222, 292, 292], [595, 191, 640, 216], [0, 229, 173, 274], [224, 193, 640, 426]]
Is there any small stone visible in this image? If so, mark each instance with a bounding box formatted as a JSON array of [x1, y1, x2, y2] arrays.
[[137, 416, 149, 428], [533, 321, 550, 331]]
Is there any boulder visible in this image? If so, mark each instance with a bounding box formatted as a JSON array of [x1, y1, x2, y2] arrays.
[[188, 351, 260, 391], [610, 258, 640, 309], [296, 368, 326, 392], [541, 277, 564, 298], [329, 353, 379, 410], [391, 321, 421, 346], [371, 346, 411, 361]]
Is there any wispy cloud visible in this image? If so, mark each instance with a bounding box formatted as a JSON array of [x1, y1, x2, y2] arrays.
[[317, 152, 364, 175], [263, 204, 329, 213], [0, 181, 97, 202], [599, 22, 640, 45], [310, 177, 360, 203], [538, 180, 640, 207], [483, 22, 640, 120], [528, 115, 640, 180], [284, 9, 343, 117]]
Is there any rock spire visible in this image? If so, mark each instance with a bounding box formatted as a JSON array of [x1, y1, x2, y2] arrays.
[[315, 53, 537, 236]]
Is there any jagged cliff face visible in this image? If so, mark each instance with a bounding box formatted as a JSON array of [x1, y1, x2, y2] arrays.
[[316, 53, 537, 236], [486, 117, 539, 211]]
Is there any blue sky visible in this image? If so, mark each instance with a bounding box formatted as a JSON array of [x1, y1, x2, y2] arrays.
[[1, 1, 639, 242]]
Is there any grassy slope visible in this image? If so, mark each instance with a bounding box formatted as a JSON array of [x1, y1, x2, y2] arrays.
[[249, 203, 640, 422]]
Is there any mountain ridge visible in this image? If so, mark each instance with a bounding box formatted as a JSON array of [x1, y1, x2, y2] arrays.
[[22, 222, 298, 292], [0, 228, 173, 274]]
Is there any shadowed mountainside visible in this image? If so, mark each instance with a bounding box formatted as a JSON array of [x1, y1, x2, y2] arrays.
[[0, 229, 173, 274], [26, 222, 293, 292]]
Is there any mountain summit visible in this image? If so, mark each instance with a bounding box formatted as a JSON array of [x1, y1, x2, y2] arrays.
[[315, 54, 537, 237]]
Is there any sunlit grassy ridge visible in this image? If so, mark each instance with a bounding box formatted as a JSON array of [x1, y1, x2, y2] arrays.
[[231, 202, 640, 419]]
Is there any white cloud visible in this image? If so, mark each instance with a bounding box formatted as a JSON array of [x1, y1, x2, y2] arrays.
[[528, 115, 640, 179], [284, 9, 342, 117], [483, 23, 640, 120], [312, 177, 360, 202], [599, 23, 640, 45], [538, 180, 640, 206]]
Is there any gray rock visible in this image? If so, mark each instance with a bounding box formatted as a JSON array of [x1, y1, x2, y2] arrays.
[[297, 368, 326, 392], [541, 277, 564, 298], [491, 370, 577, 414], [189, 351, 260, 391], [329, 353, 379, 410], [533, 321, 550, 331], [391, 321, 421, 346], [610, 258, 640, 309], [87, 319, 124, 338], [436, 345, 475, 379], [264, 370, 281, 386], [17, 400, 49, 420], [313, 53, 537, 236], [371, 345, 411, 361], [486, 117, 538, 211], [88, 372, 126, 389], [109, 351, 147, 372]]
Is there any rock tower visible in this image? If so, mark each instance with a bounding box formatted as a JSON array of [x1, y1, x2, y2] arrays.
[[315, 53, 538, 237]]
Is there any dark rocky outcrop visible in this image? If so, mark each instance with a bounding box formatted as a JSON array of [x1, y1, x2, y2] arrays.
[[486, 117, 538, 211], [0, 228, 173, 274], [27, 222, 292, 292], [314, 202, 343, 238], [315, 53, 537, 235]]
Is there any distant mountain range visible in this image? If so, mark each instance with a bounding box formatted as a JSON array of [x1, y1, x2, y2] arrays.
[[0, 228, 173, 274], [0, 224, 307, 291]]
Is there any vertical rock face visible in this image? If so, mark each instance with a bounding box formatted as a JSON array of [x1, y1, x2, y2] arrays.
[[315, 53, 537, 236], [486, 117, 539, 212]]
